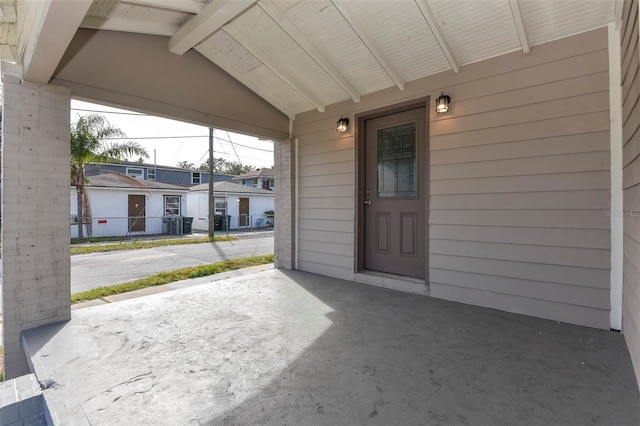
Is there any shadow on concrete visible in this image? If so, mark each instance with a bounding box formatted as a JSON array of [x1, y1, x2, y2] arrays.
[[206, 270, 640, 425], [20, 269, 640, 425]]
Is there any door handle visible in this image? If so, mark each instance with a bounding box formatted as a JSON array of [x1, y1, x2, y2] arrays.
[[364, 200, 371, 205]]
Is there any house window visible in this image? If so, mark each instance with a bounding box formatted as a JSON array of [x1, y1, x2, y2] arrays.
[[215, 199, 227, 215], [126, 167, 144, 179], [164, 195, 181, 216], [192, 172, 201, 184], [147, 168, 156, 180]]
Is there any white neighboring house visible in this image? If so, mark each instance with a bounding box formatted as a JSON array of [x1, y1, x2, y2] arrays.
[[187, 181, 275, 232], [70, 172, 189, 238]]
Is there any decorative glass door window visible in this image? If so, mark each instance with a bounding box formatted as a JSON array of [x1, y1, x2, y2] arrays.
[[377, 123, 417, 197]]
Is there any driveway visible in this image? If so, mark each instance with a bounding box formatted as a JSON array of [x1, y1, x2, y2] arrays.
[[0, 232, 274, 301]]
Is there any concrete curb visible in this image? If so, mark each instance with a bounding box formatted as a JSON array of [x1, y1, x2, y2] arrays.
[[71, 263, 275, 310]]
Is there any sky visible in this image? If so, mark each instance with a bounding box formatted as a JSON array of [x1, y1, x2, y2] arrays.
[[70, 100, 274, 169]]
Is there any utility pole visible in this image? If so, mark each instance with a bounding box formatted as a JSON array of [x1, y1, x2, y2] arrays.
[[208, 127, 214, 237]]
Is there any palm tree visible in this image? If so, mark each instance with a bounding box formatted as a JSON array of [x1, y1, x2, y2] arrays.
[[71, 114, 149, 238]]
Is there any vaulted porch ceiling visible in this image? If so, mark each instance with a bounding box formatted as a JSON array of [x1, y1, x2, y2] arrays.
[[1, 0, 622, 120]]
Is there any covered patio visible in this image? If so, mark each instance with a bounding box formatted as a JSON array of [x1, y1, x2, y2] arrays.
[[2, 0, 640, 423], [23, 269, 640, 425]]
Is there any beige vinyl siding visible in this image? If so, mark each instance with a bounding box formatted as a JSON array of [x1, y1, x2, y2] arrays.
[[293, 28, 611, 328], [621, 0, 640, 389], [297, 130, 355, 279], [427, 27, 610, 329]]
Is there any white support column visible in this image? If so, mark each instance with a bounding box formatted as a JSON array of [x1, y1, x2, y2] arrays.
[[1, 75, 72, 378], [274, 138, 294, 269], [608, 22, 623, 331]]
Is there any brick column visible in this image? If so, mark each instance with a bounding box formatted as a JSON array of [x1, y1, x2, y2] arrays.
[[1, 76, 71, 379], [274, 138, 294, 269]]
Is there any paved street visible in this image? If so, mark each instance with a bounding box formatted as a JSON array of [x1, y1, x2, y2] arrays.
[[70, 233, 274, 294], [0, 232, 274, 301]]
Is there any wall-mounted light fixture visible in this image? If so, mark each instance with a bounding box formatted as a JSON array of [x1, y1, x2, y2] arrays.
[[435, 92, 451, 113], [337, 116, 350, 132]]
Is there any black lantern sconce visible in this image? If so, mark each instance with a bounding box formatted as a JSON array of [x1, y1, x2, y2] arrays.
[[337, 116, 350, 132], [435, 92, 451, 113]]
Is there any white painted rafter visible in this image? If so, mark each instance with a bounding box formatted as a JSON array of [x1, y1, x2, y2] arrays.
[[81, 16, 176, 36], [331, 0, 405, 90], [258, 0, 360, 103], [0, 4, 16, 22], [415, 0, 459, 73], [0, 44, 15, 60], [122, 0, 204, 14], [169, 0, 257, 55], [195, 44, 296, 120], [88, 0, 118, 18], [614, 0, 624, 29], [508, 0, 530, 54], [22, 0, 94, 83], [223, 25, 326, 112]]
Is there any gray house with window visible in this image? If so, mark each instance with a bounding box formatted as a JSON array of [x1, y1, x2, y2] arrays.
[[85, 161, 235, 186]]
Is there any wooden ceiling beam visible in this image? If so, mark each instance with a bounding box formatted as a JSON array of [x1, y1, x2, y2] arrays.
[[332, 0, 405, 90], [122, 0, 204, 14], [169, 0, 257, 55], [259, 0, 360, 103], [415, 0, 460, 72], [195, 44, 296, 120], [223, 26, 326, 112], [508, 0, 530, 54]]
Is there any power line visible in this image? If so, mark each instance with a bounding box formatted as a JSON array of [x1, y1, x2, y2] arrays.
[[213, 136, 273, 153], [71, 108, 276, 146], [225, 130, 243, 164], [196, 149, 209, 166], [98, 134, 274, 154], [168, 140, 187, 166], [71, 108, 147, 116], [104, 135, 208, 140]]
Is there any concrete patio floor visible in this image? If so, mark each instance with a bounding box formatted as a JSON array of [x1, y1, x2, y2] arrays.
[[22, 269, 640, 425]]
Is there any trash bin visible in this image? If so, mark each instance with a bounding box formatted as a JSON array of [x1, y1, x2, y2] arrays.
[[222, 215, 231, 230], [182, 217, 193, 234], [167, 217, 179, 235], [214, 215, 222, 231]]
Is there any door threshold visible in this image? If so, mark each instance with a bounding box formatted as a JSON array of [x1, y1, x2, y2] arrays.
[[354, 270, 428, 296]]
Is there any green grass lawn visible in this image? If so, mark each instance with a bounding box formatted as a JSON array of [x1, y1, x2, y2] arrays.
[[70, 235, 237, 255], [0, 236, 239, 257], [71, 254, 274, 303]]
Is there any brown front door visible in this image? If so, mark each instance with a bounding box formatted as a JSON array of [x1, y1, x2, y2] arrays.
[[128, 194, 146, 232], [239, 197, 249, 227], [364, 107, 426, 278]]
